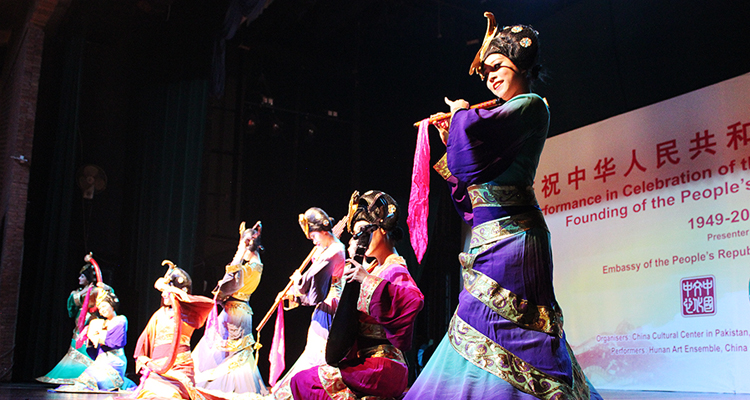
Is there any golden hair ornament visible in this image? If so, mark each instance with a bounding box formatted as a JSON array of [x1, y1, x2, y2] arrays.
[[469, 12, 498, 78], [346, 190, 361, 234]]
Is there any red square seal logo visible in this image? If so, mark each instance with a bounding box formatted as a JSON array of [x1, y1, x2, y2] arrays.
[[681, 275, 716, 317]]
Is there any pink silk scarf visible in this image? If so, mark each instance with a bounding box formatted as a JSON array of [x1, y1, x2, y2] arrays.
[[407, 119, 431, 263], [268, 302, 286, 386]]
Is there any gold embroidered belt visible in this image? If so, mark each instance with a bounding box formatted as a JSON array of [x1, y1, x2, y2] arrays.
[[216, 332, 256, 353], [357, 344, 405, 364], [468, 211, 547, 250], [449, 314, 590, 400], [467, 184, 539, 208], [317, 344, 405, 400], [223, 299, 253, 314]]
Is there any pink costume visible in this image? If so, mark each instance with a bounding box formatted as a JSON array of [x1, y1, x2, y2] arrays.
[[289, 253, 424, 399], [128, 294, 213, 400]]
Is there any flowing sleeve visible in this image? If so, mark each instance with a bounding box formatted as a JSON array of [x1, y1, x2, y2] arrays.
[[447, 94, 549, 185], [433, 153, 473, 225], [134, 311, 158, 360], [178, 294, 215, 329], [357, 265, 424, 351], [295, 248, 342, 306], [215, 264, 243, 300], [67, 290, 81, 319], [103, 316, 128, 350]]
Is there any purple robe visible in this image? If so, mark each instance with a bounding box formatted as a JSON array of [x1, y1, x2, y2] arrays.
[[406, 93, 601, 399]]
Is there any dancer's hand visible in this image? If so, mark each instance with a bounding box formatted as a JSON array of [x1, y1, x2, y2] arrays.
[[445, 97, 469, 113], [290, 269, 302, 284], [343, 259, 369, 283]]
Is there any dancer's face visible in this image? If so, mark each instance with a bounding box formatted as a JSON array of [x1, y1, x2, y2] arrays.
[[309, 231, 330, 247], [99, 301, 115, 319], [352, 220, 383, 258], [161, 290, 173, 306], [483, 53, 527, 101]]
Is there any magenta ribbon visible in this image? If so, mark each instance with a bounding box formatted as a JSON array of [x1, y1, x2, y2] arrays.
[[268, 302, 286, 386], [407, 119, 431, 263]]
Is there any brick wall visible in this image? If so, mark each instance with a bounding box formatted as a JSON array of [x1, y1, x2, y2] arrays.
[[0, 1, 53, 381]]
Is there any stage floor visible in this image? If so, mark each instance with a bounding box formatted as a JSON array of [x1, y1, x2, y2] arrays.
[[2, 383, 750, 399]]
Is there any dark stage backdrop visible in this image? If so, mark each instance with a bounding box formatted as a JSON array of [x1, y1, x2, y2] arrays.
[[15, 16, 210, 380]]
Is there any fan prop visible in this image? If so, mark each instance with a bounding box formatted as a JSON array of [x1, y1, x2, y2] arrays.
[[76, 165, 107, 199]]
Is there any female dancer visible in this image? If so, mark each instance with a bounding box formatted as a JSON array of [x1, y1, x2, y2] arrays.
[[127, 262, 213, 399], [289, 190, 424, 399], [192, 222, 268, 396], [405, 13, 601, 400], [37, 257, 111, 384], [270, 207, 346, 399], [54, 290, 136, 392]]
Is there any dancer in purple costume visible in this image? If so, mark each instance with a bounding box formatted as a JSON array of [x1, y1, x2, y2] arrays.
[[404, 13, 602, 400]]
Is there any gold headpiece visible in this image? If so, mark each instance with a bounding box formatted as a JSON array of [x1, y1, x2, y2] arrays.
[[469, 12, 498, 79], [345, 190, 360, 234], [95, 289, 117, 310], [298, 213, 310, 239]]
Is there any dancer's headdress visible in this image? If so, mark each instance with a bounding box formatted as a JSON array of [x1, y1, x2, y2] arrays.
[[346, 190, 400, 235], [161, 260, 193, 294], [469, 12, 540, 80], [298, 207, 333, 239], [239, 221, 263, 252], [95, 289, 119, 312]]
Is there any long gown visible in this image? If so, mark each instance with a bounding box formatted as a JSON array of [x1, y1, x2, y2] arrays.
[[289, 254, 424, 399], [404, 93, 602, 400], [192, 259, 268, 397], [271, 241, 346, 399], [36, 284, 96, 384], [126, 294, 213, 400], [53, 315, 137, 392]]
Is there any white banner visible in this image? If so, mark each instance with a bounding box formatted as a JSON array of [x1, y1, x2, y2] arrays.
[[537, 73, 750, 393]]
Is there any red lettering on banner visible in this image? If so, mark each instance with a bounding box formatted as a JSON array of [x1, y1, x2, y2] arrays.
[[568, 165, 586, 190], [594, 157, 616, 183], [656, 139, 680, 168], [623, 149, 647, 177], [541, 172, 561, 198], [688, 129, 717, 160], [726, 121, 750, 150]]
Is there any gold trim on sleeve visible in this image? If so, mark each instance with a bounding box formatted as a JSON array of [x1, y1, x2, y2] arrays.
[[319, 365, 357, 400], [432, 153, 453, 180], [357, 274, 383, 314]]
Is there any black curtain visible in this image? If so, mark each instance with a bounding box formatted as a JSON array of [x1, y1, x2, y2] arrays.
[[15, 28, 209, 380], [16, 35, 85, 382], [129, 80, 208, 327]]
